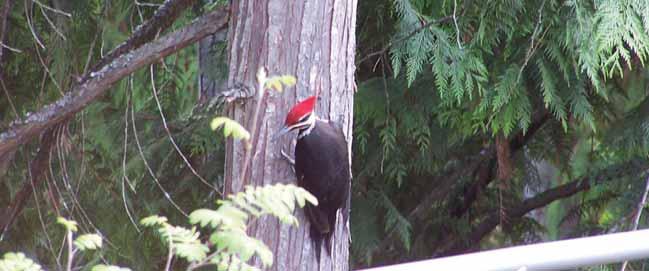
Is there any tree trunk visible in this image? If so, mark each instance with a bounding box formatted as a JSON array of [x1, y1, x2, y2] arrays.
[[214, 0, 357, 270]]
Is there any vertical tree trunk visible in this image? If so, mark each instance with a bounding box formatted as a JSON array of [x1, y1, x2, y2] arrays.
[[214, 0, 356, 270]]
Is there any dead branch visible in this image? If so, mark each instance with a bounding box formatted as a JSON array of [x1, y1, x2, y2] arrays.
[[0, 128, 56, 239], [0, 8, 229, 161], [437, 176, 594, 256], [84, 0, 196, 80]]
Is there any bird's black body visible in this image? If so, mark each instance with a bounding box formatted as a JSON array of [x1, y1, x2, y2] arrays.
[[294, 119, 350, 261]]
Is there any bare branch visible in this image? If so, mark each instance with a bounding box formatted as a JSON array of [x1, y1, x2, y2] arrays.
[[373, 112, 550, 255], [24, 0, 45, 49], [0, 42, 21, 53], [453, 0, 462, 49], [32, 0, 71, 17], [437, 177, 592, 256], [0, 8, 229, 160], [85, 0, 196, 79], [39, 5, 66, 40], [0, 128, 56, 240]]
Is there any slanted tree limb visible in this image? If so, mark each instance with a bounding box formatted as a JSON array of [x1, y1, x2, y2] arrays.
[[83, 0, 196, 80], [0, 8, 229, 162], [372, 112, 550, 257], [0, 128, 56, 239], [450, 112, 551, 218], [436, 176, 593, 256]]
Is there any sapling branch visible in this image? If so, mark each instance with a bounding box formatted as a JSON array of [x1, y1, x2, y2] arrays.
[[239, 68, 269, 183]]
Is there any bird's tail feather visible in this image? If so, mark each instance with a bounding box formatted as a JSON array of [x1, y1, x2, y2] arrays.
[[305, 204, 336, 262]]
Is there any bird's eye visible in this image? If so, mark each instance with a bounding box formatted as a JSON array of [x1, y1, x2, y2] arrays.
[[298, 113, 311, 123]]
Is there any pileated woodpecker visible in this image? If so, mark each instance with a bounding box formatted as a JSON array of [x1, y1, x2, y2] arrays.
[[274, 96, 351, 261]]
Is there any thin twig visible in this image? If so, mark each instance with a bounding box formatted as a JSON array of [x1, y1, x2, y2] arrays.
[[54, 125, 109, 244], [187, 250, 221, 271], [122, 85, 140, 232], [82, 33, 99, 75], [0, 75, 19, 118], [453, 0, 462, 49], [48, 145, 68, 213], [135, 0, 162, 8], [239, 68, 267, 183], [32, 0, 71, 17], [164, 233, 173, 271], [39, 5, 66, 40], [517, 0, 547, 82], [131, 97, 188, 217], [27, 157, 62, 270], [33, 39, 63, 94], [0, 42, 22, 53], [24, 0, 45, 49], [66, 229, 75, 271], [619, 173, 649, 271], [149, 65, 219, 193]]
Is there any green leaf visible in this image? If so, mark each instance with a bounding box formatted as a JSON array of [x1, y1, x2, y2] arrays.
[[0, 253, 42, 271], [210, 229, 273, 267], [264, 75, 297, 92], [74, 234, 103, 251], [140, 215, 168, 227], [211, 117, 251, 140], [56, 217, 78, 232], [190, 206, 248, 230], [174, 243, 209, 262]]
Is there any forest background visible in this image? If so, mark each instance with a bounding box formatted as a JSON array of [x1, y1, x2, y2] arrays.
[[2, 0, 649, 270]]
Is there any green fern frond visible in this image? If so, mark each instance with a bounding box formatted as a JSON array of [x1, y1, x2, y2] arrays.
[[0, 253, 43, 271], [376, 191, 412, 250]]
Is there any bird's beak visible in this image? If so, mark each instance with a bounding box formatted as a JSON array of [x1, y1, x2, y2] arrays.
[[272, 125, 292, 142]]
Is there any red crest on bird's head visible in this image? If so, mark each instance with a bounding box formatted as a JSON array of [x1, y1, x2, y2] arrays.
[[285, 96, 316, 126]]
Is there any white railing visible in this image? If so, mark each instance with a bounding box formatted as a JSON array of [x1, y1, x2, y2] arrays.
[[358, 229, 649, 271]]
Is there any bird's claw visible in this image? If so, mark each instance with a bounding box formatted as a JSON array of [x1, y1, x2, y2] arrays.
[[280, 149, 295, 166], [218, 83, 254, 104]]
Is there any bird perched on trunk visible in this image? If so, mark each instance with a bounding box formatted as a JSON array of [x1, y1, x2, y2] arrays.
[[274, 95, 351, 262]]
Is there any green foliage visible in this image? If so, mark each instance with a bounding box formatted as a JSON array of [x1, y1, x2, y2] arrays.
[[74, 234, 103, 251], [1, 1, 225, 269], [0, 253, 42, 271], [352, 0, 649, 268], [376, 191, 412, 250], [384, 0, 649, 136], [141, 183, 316, 270], [211, 117, 251, 141], [5, 0, 649, 270], [263, 75, 297, 93], [2, 184, 314, 271], [57, 217, 79, 232], [141, 217, 209, 262]]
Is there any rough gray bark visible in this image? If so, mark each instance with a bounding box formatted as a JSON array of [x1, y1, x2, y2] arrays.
[[217, 0, 357, 270]]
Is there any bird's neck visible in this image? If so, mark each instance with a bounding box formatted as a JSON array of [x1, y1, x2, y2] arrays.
[[297, 113, 317, 139]]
